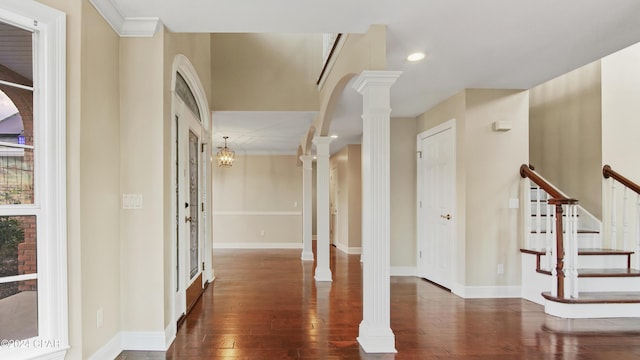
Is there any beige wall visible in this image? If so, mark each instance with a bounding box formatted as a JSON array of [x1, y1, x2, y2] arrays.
[[213, 155, 302, 245], [529, 61, 603, 218], [417, 89, 528, 288], [329, 144, 362, 252], [390, 118, 417, 267], [79, 2, 122, 356], [211, 33, 321, 111], [347, 145, 362, 249], [464, 89, 529, 286], [119, 33, 166, 332], [601, 42, 640, 248], [601, 43, 640, 185]]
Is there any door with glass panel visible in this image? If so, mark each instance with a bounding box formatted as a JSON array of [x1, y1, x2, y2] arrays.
[[174, 90, 205, 321]]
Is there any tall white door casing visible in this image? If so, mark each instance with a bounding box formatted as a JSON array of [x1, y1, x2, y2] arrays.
[[417, 120, 456, 290]]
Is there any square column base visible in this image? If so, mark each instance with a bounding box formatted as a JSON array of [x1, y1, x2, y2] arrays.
[[357, 321, 397, 353], [314, 267, 333, 282], [301, 251, 315, 261]]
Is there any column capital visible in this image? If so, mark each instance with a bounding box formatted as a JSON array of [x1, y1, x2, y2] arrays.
[[352, 70, 402, 94], [299, 154, 314, 164], [313, 136, 333, 157], [312, 135, 333, 146]]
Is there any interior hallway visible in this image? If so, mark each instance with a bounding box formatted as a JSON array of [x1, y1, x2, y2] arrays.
[[118, 246, 640, 359]]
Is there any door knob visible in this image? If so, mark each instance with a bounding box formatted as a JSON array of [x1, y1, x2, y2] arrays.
[[440, 214, 452, 220], [185, 216, 192, 223]]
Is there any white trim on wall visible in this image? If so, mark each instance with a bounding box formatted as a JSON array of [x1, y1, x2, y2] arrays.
[[88, 0, 161, 37], [390, 267, 417, 276], [455, 285, 522, 299], [89, 327, 172, 360], [121, 331, 166, 351], [213, 243, 303, 249], [87, 333, 122, 360], [334, 242, 362, 255], [164, 322, 176, 352], [213, 211, 302, 216]]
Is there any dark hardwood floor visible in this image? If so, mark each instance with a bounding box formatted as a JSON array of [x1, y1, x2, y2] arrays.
[[118, 247, 640, 359]]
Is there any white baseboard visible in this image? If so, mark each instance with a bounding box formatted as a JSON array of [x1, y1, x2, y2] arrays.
[[213, 242, 302, 249], [122, 331, 166, 351], [459, 285, 522, 299], [88, 327, 172, 359], [334, 241, 362, 255], [88, 333, 122, 360], [164, 323, 176, 351], [390, 266, 417, 276]]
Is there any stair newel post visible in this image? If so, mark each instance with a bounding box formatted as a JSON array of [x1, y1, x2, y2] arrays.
[[549, 199, 566, 299], [565, 203, 573, 298], [568, 203, 579, 298]]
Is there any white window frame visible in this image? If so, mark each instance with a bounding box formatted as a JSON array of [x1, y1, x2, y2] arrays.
[[0, 2, 68, 360]]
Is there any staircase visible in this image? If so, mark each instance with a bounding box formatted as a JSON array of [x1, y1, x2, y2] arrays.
[[520, 164, 640, 318]]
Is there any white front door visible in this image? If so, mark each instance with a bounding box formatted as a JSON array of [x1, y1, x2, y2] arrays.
[[417, 120, 455, 289], [175, 99, 204, 320]]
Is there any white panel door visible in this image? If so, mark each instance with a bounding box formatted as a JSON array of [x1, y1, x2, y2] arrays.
[[417, 123, 455, 289]]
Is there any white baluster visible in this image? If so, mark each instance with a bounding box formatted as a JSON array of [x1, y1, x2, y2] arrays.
[[535, 186, 542, 251], [546, 203, 553, 272], [524, 179, 532, 249], [623, 187, 629, 251], [550, 204, 557, 297], [612, 181, 618, 249]]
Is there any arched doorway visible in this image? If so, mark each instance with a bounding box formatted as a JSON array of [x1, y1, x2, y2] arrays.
[[171, 55, 212, 327]]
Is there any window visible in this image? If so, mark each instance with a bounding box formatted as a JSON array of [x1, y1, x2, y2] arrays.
[[0, 2, 67, 359]]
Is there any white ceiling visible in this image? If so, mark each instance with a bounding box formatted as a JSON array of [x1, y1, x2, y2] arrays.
[[212, 112, 316, 155], [73, 1, 640, 154]]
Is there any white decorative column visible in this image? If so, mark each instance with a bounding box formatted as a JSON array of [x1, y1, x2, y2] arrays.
[[313, 136, 333, 282], [353, 70, 401, 353], [300, 155, 315, 261]]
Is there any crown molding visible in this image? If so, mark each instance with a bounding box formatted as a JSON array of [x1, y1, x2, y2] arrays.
[[89, 0, 161, 37]]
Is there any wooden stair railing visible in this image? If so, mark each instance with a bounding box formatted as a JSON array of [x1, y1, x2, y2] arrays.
[[603, 164, 640, 266], [520, 164, 579, 299]]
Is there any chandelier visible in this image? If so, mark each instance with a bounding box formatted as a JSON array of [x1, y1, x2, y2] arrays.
[[216, 136, 235, 167]]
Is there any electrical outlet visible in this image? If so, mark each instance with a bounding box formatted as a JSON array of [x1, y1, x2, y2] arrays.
[[497, 264, 504, 275]]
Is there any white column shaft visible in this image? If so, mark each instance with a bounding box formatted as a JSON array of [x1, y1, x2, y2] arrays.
[[353, 70, 401, 353], [314, 137, 333, 281], [300, 155, 314, 261]]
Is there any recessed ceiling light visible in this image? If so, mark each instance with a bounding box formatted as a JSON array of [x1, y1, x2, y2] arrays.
[[330, 134, 339, 139], [407, 52, 426, 62]]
